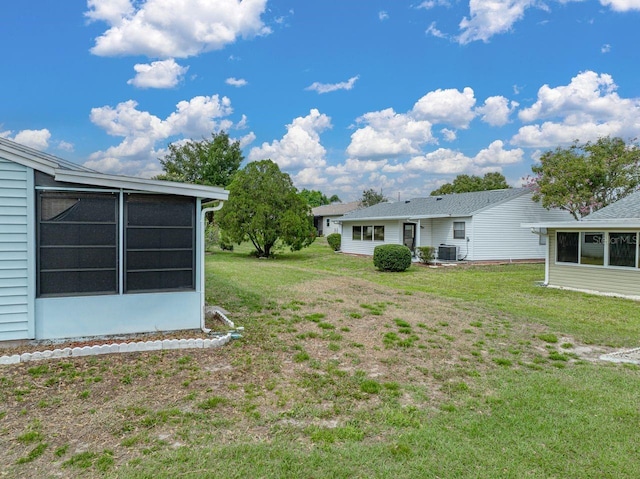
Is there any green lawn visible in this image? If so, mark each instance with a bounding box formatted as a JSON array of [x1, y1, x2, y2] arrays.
[[2, 239, 639, 478]]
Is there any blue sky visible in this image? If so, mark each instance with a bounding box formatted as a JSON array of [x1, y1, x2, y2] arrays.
[[2, 1, 640, 201]]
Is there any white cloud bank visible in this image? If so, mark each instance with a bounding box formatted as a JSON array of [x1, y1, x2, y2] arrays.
[[1, 129, 52, 150], [86, 94, 248, 177], [511, 71, 640, 147], [454, 0, 640, 44], [86, 0, 271, 58]]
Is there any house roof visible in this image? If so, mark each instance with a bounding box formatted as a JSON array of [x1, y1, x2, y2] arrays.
[[339, 188, 530, 221], [0, 137, 228, 201], [312, 201, 361, 217], [582, 190, 640, 221], [523, 190, 640, 229]]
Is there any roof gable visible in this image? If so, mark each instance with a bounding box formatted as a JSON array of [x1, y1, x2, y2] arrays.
[[0, 137, 228, 201], [340, 188, 530, 221]]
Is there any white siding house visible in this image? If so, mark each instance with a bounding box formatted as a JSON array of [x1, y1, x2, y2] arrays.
[[0, 138, 228, 342], [0, 158, 34, 340], [339, 188, 573, 261], [312, 201, 361, 236]]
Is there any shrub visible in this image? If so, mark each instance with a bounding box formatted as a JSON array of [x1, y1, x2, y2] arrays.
[[373, 244, 412, 272], [326, 233, 341, 251], [416, 246, 435, 264]]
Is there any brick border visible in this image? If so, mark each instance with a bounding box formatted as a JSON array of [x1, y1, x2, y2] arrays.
[[0, 334, 232, 366]]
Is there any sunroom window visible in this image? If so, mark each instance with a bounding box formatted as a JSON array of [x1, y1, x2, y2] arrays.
[[37, 192, 118, 297], [580, 232, 604, 266], [609, 232, 637, 268], [124, 194, 195, 293]]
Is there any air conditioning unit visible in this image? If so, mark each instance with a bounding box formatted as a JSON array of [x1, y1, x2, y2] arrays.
[[438, 245, 458, 261]]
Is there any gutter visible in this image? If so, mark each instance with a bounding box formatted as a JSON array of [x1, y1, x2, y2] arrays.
[[200, 201, 224, 333]]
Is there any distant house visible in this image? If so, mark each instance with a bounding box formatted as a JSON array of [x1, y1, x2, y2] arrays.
[[524, 191, 640, 300], [0, 137, 228, 342], [312, 201, 361, 236], [338, 188, 573, 261]]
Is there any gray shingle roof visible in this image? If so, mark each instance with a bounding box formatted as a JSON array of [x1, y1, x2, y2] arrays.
[[312, 201, 361, 216], [582, 190, 640, 220], [340, 188, 530, 220]]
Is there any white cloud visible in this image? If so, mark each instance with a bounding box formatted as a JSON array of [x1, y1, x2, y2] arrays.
[[346, 108, 434, 159], [412, 87, 477, 128], [426, 22, 448, 39], [601, 43, 611, 54], [57, 141, 75, 152], [457, 0, 537, 44], [87, 94, 242, 177], [476, 96, 519, 126], [416, 0, 451, 9], [474, 140, 523, 165], [86, 0, 270, 58], [600, 0, 640, 11], [293, 167, 328, 187], [247, 109, 331, 170], [454, 0, 639, 44], [306, 75, 360, 94], [512, 71, 640, 147], [1, 129, 51, 150], [378, 11, 389, 21], [127, 59, 189, 88], [440, 128, 457, 141], [226, 77, 248, 87]]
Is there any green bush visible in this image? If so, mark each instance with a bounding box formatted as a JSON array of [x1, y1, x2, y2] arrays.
[[416, 246, 435, 264], [326, 233, 341, 251], [373, 244, 412, 272]]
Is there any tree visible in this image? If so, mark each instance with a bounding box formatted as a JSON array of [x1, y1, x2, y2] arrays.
[[217, 160, 316, 257], [430, 172, 510, 196], [155, 131, 243, 187], [526, 137, 640, 220], [360, 188, 387, 207], [299, 189, 341, 207]]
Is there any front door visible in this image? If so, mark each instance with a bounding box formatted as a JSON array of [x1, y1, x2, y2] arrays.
[[403, 223, 416, 251]]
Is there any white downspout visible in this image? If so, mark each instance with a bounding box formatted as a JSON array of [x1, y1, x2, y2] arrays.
[[200, 202, 224, 333]]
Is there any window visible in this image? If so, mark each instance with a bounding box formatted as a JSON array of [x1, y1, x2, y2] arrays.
[[453, 221, 465, 239], [37, 192, 118, 297], [609, 233, 637, 268], [326, 218, 330, 227], [580, 232, 604, 265], [352, 225, 384, 241], [125, 194, 195, 293], [556, 232, 579, 263], [557, 231, 639, 268]]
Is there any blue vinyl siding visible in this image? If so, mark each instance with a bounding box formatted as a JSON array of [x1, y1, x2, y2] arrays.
[[0, 158, 33, 340]]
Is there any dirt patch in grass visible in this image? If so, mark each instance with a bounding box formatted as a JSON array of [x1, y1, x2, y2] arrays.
[[0, 276, 612, 478]]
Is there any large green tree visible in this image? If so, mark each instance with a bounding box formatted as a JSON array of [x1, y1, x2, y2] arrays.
[[217, 160, 316, 257], [430, 172, 510, 196], [360, 188, 387, 207], [527, 137, 640, 219], [299, 189, 341, 208], [155, 131, 243, 187]]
